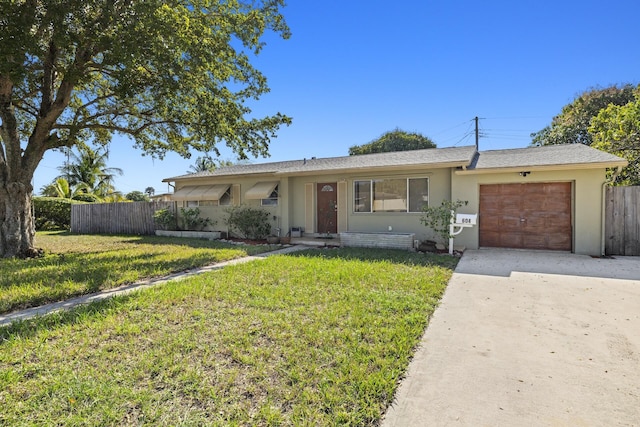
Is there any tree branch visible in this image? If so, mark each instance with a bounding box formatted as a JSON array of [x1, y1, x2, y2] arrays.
[[55, 119, 179, 137], [13, 101, 39, 118], [22, 47, 95, 179], [76, 93, 117, 112], [40, 40, 57, 116]]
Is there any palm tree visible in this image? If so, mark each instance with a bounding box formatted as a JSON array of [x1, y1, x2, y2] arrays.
[[58, 145, 123, 197], [188, 156, 216, 173], [40, 177, 90, 199], [102, 192, 127, 203]]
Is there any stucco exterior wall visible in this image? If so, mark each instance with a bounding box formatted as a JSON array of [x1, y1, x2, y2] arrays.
[[171, 164, 609, 255], [451, 168, 608, 255], [287, 168, 451, 241], [173, 177, 284, 235]]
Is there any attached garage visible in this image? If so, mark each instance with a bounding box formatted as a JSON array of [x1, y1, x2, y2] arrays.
[[479, 182, 572, 251], [164, 143, 627, 256]]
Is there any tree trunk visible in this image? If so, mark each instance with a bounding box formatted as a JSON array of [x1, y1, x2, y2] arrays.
[[0, 180, 37, 258]]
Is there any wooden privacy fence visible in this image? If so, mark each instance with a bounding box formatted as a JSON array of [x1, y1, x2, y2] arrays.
[[71, 201, 175, 235], [605, 186, 640, 256]]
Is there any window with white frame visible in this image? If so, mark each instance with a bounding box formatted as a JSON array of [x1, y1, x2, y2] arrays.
[[261, 185, 279, 206], [353, 178, 428, 213]]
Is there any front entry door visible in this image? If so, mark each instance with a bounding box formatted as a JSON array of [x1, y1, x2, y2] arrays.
[[317, 182, 338, 234]]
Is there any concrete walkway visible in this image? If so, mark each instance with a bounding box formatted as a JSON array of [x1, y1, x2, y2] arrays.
[[0, 244, 309, 327], [383, 249, 640, 427]]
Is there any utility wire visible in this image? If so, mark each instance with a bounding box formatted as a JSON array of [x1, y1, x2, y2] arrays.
[[430, 119, 475, 137]]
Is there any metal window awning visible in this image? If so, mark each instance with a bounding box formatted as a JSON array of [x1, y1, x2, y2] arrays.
[[245, 181, 278, 200], [171, 184, 230, 201]]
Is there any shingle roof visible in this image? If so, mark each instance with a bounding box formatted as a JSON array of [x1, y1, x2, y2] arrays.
[[163, 146, 478, 181], [468, 144, 628, 170], [164, 144, 627, 182]]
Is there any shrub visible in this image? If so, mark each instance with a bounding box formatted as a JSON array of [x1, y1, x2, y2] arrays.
[[72, 193, 102, 203], [225, 205, 271, 239], [179, 207, 214, 231], [153, 208, 177, 230], [126, 190, 150, 202], [33, 197, 83, 230], [420, 199, 468, 246]]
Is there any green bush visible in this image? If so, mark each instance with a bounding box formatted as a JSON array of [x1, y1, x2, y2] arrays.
[[225, 205, 271, 239], [153, 208, 177, 230], [33, 197, 84, 230], [73, 193, 101, 203], [179, 207, 214, 231], [420, 199, 468, 246]]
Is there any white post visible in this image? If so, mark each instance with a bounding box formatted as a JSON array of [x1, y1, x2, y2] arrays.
[[449, 209, 455, 255]]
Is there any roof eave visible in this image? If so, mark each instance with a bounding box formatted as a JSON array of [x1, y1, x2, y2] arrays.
[[164, 161, 472, 181], [276, 161, 471, 177], [163, 170, 279, 182], [454, 161, 629, 175]]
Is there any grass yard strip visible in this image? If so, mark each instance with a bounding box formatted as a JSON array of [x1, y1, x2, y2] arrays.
[[0, 232, 276, 314], [0, 248, 456, 426]]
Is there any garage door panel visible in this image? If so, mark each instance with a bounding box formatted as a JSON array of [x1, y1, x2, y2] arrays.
[[545, 215, 571, 229], [500, 216, 523, 231], [500, 232, 523, 248], [481, 216, 501, 230], [545, 198, 571, 212], [547, 233, 572, 251], [502, 184, 525, 195], [522, 234, 550, 250], [479, 182, 572, 251], [480, 231, 502, 247], [501, 205, 521, 216], [479, 195, 502, 209], [523, 216, 545, 229]]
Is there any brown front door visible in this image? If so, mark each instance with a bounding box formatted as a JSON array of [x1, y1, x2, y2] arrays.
[[479, 182, 572, 251], [317, 183, 338, 234]]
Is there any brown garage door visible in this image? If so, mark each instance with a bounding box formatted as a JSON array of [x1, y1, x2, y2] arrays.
[[479, 182, 572, 251]]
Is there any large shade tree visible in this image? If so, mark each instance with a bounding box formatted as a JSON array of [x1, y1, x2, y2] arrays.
[[530, 85, 636, 147], [349, 128, 436, 155], [0, 1, 291, 257], [589, 88, 640, 185], [530, 84, 639, 184]]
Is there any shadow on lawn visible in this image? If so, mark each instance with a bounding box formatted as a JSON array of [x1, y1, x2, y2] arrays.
[[42, 233, 226, 251], [0, 250, 218, 314], [284, 247, 459, 270], [0, 294, 133, 343]]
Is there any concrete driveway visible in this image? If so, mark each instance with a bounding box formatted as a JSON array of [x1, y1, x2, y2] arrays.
[[383, 249, 640, 427]]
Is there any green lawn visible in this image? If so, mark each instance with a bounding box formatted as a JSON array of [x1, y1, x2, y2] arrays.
[[0, 245, 457, 426], [0, 232, 276, 314]]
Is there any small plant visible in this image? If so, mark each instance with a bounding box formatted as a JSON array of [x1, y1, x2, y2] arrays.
[[153, 208, 177, 230], [180, 207, 214, 231], [224, 205, 271, 240], [420, 199, 468, 246]]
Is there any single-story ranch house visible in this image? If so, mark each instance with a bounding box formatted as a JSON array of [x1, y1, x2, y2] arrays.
[[163, 144, 627, 255]]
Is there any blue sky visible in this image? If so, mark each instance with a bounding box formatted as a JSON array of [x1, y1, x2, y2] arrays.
[[33, 0, 640, 195]]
